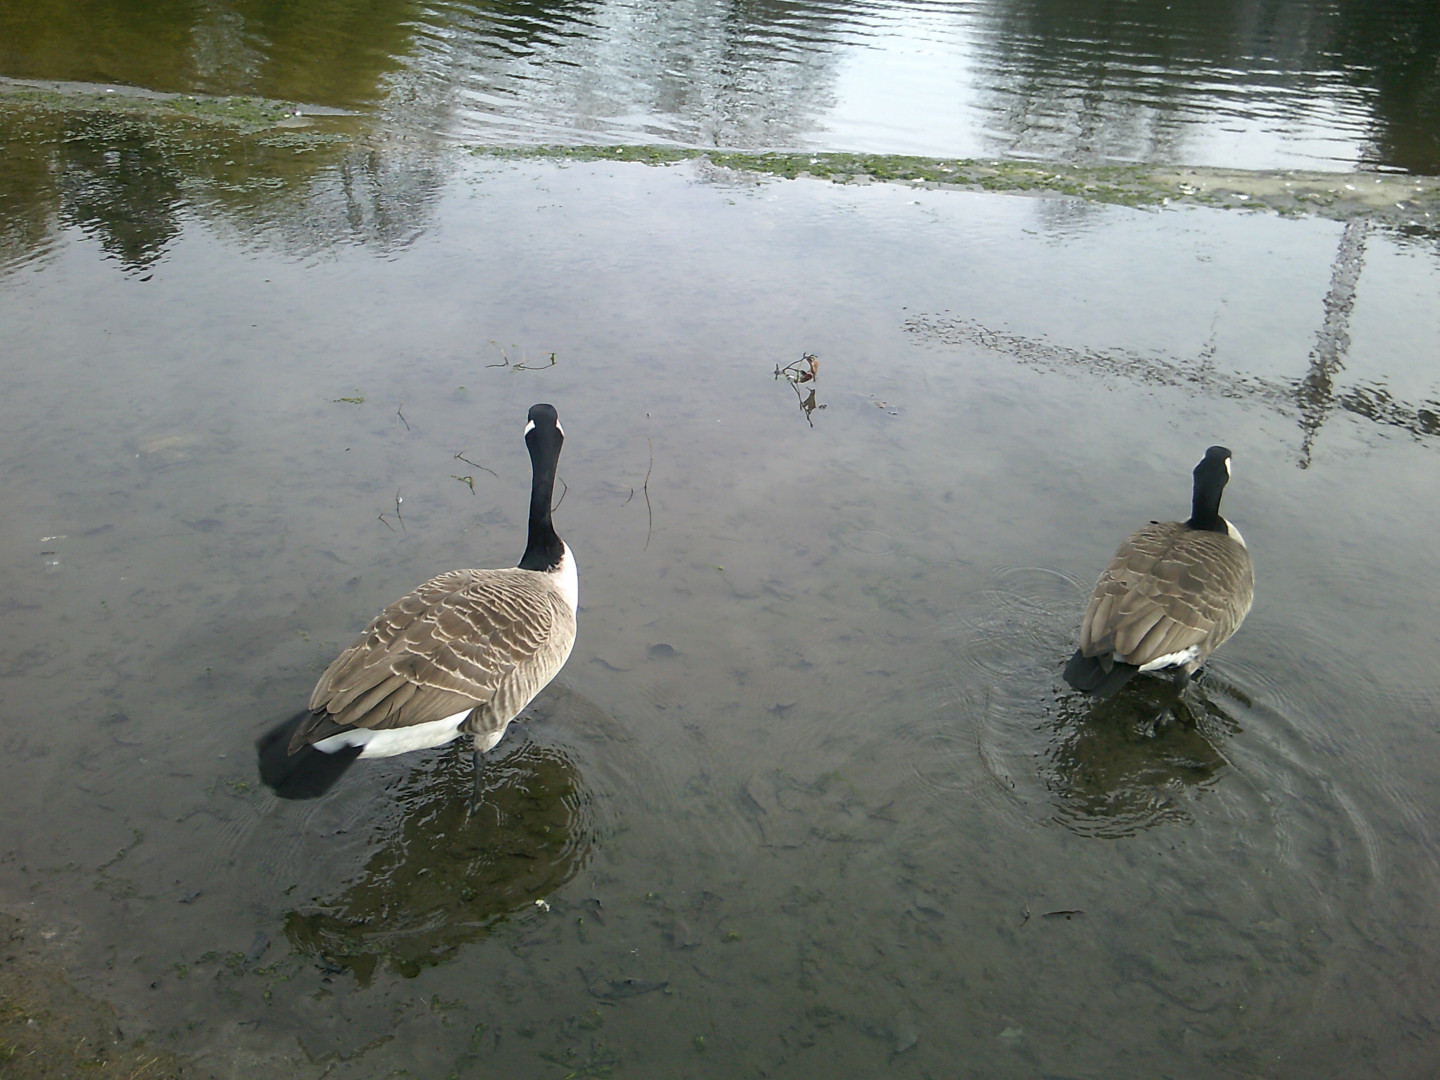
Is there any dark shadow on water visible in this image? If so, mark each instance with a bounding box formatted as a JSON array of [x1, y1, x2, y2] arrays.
[[256, 711, 364, 800], [283, 735, 594, 985], [1043, 676, 1240, 838]]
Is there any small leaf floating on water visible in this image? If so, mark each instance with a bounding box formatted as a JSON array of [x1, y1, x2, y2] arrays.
[[774, 352, 826, 426], [775, 352, 820, 385]]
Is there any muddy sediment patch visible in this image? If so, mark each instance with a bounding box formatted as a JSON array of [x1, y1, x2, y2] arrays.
[[0, 909, 203, 1079]]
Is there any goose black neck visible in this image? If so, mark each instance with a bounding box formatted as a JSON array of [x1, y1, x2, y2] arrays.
[[519, 417, 565, 572], [1186, 446, 1231, 534]]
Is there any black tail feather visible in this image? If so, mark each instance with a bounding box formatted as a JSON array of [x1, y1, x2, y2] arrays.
[[257, 711, 362, 800], [1063, 650, 1140, 699]]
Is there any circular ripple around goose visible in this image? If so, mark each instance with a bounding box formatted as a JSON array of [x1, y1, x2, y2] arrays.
[[915, 562, 1439, 1050]]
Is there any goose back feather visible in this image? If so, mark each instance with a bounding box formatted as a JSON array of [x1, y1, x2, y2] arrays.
[[1064, 446, 1254, 697]]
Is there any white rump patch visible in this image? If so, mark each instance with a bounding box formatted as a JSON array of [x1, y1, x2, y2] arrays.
[[1138, 646, 1201, 673], [313, 708, 471, 758]]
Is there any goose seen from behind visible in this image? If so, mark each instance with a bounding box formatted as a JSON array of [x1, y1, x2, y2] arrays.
[[1063, 445, 1254, 699], [258, 403, 578, 799]]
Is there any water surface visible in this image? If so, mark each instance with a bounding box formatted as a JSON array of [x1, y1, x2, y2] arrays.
[[1, 151, 1439, 1077], [3, 0, 1440, 1075]]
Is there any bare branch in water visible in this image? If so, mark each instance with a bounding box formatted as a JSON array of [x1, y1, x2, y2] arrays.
[[452, 475, 476, 494], [515, 352, 557, 371], [553, 476, 568, 512], [643, 436, 654, 550], [484, 340, 558, 371], [485, 340, 511, 369], [396, 403, 410, 430], [454, 451, 498, 478]]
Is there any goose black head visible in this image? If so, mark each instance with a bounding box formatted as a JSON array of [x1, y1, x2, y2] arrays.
[[525, 402, 564, 449]]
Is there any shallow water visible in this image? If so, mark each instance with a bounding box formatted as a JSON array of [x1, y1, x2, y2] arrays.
[[1, 147, 1439, 1077], [4, 1, 1440, 1074]]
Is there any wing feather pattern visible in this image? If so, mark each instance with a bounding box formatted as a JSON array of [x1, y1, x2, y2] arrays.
[[289, 568, 577, 753], [1077, 520, 1254, 674]]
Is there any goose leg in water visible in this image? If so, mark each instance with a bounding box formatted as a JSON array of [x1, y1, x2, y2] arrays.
[[472, 747, 487, 798]]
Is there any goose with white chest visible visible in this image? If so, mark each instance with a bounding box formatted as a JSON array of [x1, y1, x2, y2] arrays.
[[1063, 445, 1254, 699], [258, 403, 577, 799]]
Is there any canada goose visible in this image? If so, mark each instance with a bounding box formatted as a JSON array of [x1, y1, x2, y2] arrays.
[[258, 403, 577, 799], [1063, 445, 1253, 698]]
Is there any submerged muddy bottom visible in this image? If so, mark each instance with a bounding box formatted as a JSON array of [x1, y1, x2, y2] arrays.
[[1, 155, 1439, 1078]]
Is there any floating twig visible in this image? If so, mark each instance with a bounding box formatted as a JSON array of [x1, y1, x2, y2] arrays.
[[484, 340, 558, 371], [377, 513, 395, 532], [516, 352, 557, 371], [643, 435, 653, 550], [553, 476, 567, 512], [484, 340, 512, 369], [454, 451, 498, 478], [394, 491, 406, 534], [396, 403, 410, 430], [452, 475, 476, 494]]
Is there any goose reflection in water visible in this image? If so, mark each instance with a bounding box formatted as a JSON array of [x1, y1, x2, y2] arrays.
[[1041, 677, 1241, 839], [284, 735, 594, 984]]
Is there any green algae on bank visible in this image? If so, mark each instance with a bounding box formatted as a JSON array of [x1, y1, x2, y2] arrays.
[[3, 79, 1434, 226], [469, 144, 1440, 223], [0, 76, 354, 135]]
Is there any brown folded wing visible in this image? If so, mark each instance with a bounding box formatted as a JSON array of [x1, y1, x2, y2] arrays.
[[1078, 521, 1254, 670], [290, 568, 576, 751]]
